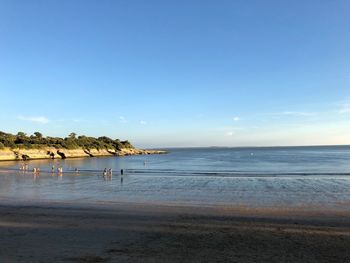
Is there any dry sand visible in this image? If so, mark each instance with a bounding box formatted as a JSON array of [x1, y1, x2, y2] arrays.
[[0, 202, 350, 263]]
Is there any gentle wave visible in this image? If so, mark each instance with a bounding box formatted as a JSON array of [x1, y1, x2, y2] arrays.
[[2, 167, 350, 178], [126, 169, 350, 177]]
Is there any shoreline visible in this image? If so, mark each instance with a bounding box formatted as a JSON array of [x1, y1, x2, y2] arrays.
[[0, 147, 167, 162], [1, 200, 350, 262], [2, 199, 350, 223]]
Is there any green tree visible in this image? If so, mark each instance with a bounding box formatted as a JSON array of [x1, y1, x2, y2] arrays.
[[0, 131, 133, 151], [121, 140, 133, 148], [15, 132, 29, 144], [69, 132, 77, 139], [17, 132, 27, 137], [34, 132, 43, 138]]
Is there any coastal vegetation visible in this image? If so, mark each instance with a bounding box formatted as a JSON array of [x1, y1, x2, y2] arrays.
[[0, 131, 133, 151]]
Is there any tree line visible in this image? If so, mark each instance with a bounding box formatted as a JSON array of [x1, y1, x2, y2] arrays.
[[0, 131, 133, 151]]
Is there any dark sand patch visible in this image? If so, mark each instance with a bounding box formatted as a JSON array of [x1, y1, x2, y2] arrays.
[[0, 203, 350, 262]]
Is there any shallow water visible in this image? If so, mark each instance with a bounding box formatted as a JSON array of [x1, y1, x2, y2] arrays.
[[1, 146, 350, 209]]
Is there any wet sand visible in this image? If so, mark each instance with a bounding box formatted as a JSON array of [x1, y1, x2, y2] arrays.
[[0, 202, 350, 262]]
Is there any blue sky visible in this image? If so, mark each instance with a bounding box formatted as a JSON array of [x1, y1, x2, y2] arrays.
[[0, 0, 349, 147]]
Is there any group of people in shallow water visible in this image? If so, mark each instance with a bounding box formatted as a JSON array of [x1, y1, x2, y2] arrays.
[[20, 162, 43, 175], [19, 163, 29, 171], [100, 168, 125, 183], [19, 161, 72, 176], [50, 165, 66, 175], [19, 161, 125, 178], [103, 168, 113, 176], [102, 168, 124, 176], [102, 168, 113, 181]]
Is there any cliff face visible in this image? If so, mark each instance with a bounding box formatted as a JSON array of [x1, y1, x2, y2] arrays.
[[0, 147, 166, 161]]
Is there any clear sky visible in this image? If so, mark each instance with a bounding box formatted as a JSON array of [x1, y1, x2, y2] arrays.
[[0, 0, 349, 148]]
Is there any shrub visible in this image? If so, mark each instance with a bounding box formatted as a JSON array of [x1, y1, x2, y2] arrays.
[[0, 131, 134, 150]]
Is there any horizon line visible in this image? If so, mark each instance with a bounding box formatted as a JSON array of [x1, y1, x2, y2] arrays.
[[145, 144, 350, 149]]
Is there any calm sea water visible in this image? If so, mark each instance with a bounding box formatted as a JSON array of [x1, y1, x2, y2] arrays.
[[1, 146, 350, 210]]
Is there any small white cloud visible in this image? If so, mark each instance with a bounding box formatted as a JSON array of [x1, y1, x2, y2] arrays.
[[140, 120, 147, 125], [226, 131, 234, 136], [17, 115, 49, 124], [119, 116, 127, 123], [215, 126, 243, 132], [233, 116, 240, 121], [338, 104, 350, 114], [282, 111, 316, 116], [271, 111, 317, 117]]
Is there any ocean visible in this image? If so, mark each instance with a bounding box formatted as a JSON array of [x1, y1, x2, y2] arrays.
[[1, 146, 350, 210]]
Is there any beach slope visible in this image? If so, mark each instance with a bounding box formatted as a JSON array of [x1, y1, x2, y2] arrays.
[[0, 202, 349, 263]]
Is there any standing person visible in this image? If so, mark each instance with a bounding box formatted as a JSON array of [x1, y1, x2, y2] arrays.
[[120, 169, 124, 175], [103, 168, 107, 176], [108, 168, 113, 176]]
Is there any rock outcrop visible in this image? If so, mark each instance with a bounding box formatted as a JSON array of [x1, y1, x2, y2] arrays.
[[0, 147, 166, 161]]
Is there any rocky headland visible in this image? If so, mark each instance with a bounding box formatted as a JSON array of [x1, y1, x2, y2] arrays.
[[0, 147, 166, 161], [0, 131, 166, 161]]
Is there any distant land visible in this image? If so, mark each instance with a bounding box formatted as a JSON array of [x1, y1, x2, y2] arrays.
[[0, 131, 166, 161]]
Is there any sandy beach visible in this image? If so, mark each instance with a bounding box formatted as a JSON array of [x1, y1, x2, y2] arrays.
[[2, 0, 349, 262], [1, 201, 350, 263]]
